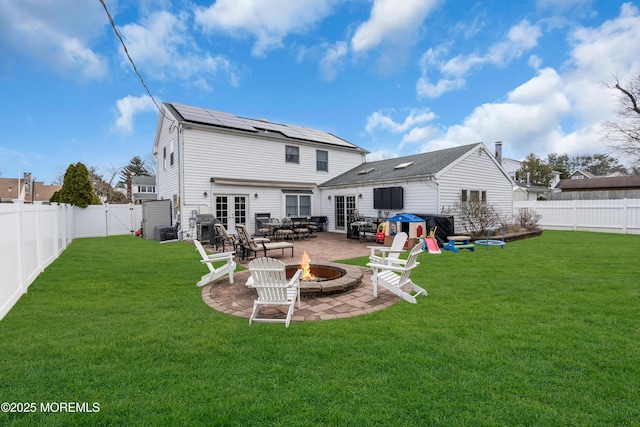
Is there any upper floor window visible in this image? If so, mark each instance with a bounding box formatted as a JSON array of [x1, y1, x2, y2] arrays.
[[137, 186, 156, 193], [285, 145, 299, 164], [316, 150, 328, 172]]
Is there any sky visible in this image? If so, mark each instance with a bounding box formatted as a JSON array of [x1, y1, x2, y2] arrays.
[[1, 0, 639, 185]]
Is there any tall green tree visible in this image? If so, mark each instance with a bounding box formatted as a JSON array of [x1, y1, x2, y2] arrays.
[[119, 156, 150, 187], [568, 153, 626, 176], [56, 162, 101, 208], [546, 153, 570, 179], [516, 153, 554, 187]]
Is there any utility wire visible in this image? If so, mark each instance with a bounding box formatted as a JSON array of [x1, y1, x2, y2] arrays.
[[99, 0, 168, 118]]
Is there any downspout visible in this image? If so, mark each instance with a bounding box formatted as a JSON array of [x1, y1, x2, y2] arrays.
[[177, 123, 184, 239]]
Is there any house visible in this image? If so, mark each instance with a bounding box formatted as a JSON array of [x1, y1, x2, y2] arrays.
[[556, 175, 640, 193], [569, 170, 596, 179], [131, 175, 157, 204], [0, 174, 61, 203], [152, 102, 367, 238], [152, 102, 514, 237], [319, 143, 514, 233]]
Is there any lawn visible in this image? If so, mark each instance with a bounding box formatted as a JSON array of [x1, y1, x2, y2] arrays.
[[0, 231, 638, 426]]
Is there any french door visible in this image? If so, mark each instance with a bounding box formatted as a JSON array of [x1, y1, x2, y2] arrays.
[[215, 195, 247, 234], [334, 195, 356, 230]]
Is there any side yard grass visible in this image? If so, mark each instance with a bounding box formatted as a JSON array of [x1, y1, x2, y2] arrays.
[[0, 231, 638, 426]]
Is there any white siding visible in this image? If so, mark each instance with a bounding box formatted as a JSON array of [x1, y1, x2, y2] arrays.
[[320, 180, 439, 233], [155, 112, 180, 206], [180, 127, 362, 215], [438, 147, 513, 232]]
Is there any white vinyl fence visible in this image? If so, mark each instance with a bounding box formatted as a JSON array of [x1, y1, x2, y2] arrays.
[[514, 199, 640, 235], [0, 202, 143, 320]]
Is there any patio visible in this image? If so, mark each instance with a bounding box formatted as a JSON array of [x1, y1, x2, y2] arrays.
[[201, 232, 404, 322]]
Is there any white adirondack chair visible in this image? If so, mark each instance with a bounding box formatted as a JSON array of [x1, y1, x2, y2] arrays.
[[194, 239, 236, 286], [367, 242, 427, 304], [247, 257, 302, 328], [368, 232, 408, 266]]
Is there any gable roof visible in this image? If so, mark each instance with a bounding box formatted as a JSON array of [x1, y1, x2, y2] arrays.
[[557, 175, 640, 191], [570, 170, 596, 179], [163, 102, 367, 153], [320, 143, 481, 187]]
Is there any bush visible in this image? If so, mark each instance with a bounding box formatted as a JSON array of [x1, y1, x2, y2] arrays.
[[454, 202, 507, 236], [515, 208, 541, 230]]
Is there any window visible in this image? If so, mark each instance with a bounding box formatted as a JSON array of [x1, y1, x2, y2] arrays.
[[163, 147, 167, 171], [461, 189, 487, 204], [285, 194, 311, 217], [285, 145, 299, 163], [137, 186, 155, 193], [316, 150, 328, 172]]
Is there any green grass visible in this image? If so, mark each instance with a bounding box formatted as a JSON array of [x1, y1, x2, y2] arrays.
[[1, 231, 638, 426]]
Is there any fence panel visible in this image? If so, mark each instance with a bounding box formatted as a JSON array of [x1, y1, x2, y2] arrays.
[[0, 204, 23, 320], [514, 199, 640, 234], [0, 202, 142, 320]]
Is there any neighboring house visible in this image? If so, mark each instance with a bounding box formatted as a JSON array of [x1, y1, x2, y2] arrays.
[[131, 175, 157, 204], [501, 158, 521, 182], [557, 175, 640, 192], [0, 175, 61, 203], [570, 170, 596, 179], [153, 102, 368, 238], [319, 143, 514, 233]]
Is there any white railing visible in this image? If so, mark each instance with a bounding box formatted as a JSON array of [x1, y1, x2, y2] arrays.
[[0, 202, 143, 320], [514, 199, 640, 235]]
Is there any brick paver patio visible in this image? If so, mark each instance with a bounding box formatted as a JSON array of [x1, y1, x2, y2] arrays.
[[200, 232, 403, 323]]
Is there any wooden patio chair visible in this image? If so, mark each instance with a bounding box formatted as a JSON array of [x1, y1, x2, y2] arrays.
[[367, 242, 427, 304], [247, 257, 303, 328], [368, 232, 408, 266], [194, 239, 236, 286]]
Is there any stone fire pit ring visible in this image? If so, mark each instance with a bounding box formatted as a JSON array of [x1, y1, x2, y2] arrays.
[[286, 262, 363, 297]]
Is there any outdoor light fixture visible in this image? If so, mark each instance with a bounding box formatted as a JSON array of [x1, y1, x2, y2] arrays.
[[327, 195, 331, 200], [254, 193, 258, 198], [358, 193, 362, 198], [203, 191, 208, 198]]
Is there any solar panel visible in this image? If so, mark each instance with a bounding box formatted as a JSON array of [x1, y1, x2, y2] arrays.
[[171, 103, 256, 132], [171, 103, 358, 148]]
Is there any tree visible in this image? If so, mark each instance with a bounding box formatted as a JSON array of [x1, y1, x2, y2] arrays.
[[546, 153, 570, 179], [516, 153, 553, 187], [119, 156, 150, 187], [56, 162, 101, 208], [568, 153, 626, 176], [602, 75, 640, 170]]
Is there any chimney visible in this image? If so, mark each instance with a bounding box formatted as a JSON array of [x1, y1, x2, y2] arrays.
[[494, 141, 503, 165]]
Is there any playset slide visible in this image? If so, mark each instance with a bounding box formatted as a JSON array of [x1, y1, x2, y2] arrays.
[[423, 237, 441, 254]]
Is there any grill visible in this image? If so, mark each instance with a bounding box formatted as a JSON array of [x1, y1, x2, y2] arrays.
[[195, 214, 218, 243]]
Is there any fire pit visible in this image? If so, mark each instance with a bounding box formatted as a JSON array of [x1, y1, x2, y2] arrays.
[[286, 251, 363, 296]]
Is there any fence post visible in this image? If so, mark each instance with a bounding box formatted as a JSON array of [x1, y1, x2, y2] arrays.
[[572, 199, 578, 231], [623, 198, 628, 234]]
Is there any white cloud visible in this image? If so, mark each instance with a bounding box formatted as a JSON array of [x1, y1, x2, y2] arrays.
[[195, 0, 336, 57], [319, 41, 348, 81], [119, 11, 235, 88], [418, 3, 640, 165], [416, 76, 466, 98], [0, 0, 108, 80], [417, 20, 542, 99], [365, 108, 436, 134], [115, 95, 157, 133], [351, 0, 440, 53]]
